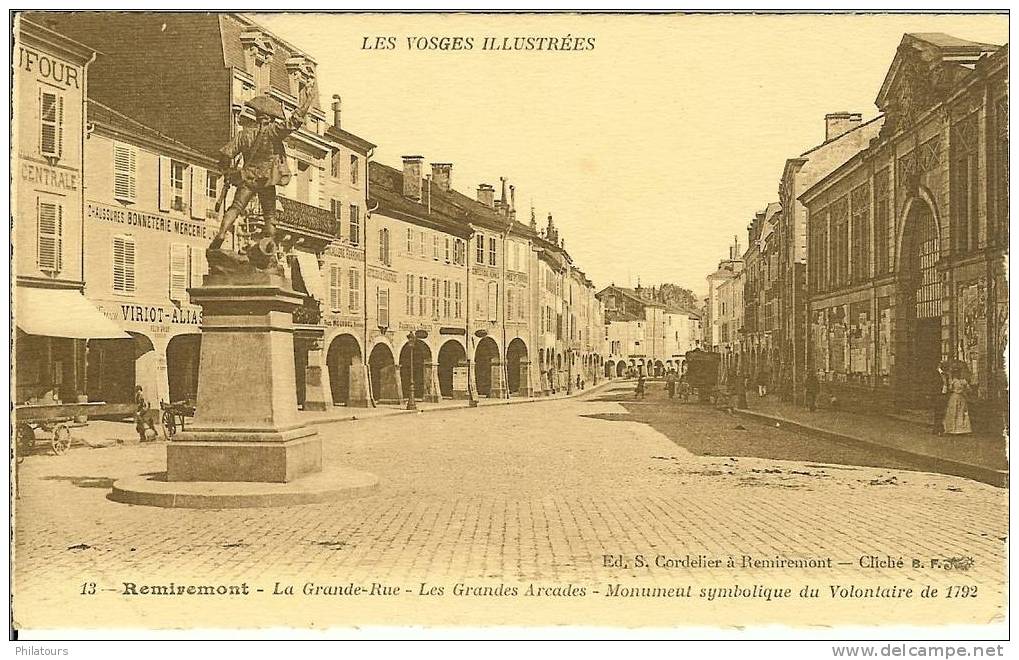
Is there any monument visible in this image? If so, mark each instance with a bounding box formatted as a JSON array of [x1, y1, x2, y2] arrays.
[[111, 78, 377, 507]]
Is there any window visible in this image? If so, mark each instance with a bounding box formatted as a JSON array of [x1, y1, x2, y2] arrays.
[[431, 278, 440, 320], [445, 237, 451, 263], [951, 113, 979, 254], [296, 161, 311, 202], [112, 234, 136, 294], [206, 172, 219, 219], [379, 227, 390, 266], [475, 278, 486, 317], [418, 276, 427, 316], [454, 282, 463, 319], [406, 274, 415, 315], [329, 265, 343, 312], [377, 288, 390, 328], [113, 143, 137, 202], [348, 268, 360, 311], [418, 230, 426, 256], [407, 228, 414, 254], [832, 198, 849, 288], [476, 235, 485, 263], [488, 236, 497, 266], [39, 90, 63, 159], [331, 150, 342, 178], [190, 246, 206, 287], [487, 282, 498, 322], [433, 235, 440, 260], [512, 243, 520, 271], [36, 199, 63, 272], [850, 184, 870, 283], [330, 199, 343, 237], [169, 161, 187, 212], [443, 280, 451, 318], [350, 155, 359, 185], [507, 289, 514, 322], [255, 57, 270, 93], [169, 243, 190, 301], [349, 205, 360, 246], [874, 170, 890, 274]]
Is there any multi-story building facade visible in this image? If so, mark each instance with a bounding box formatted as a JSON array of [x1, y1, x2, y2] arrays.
[[775, 112, 884, 401], [704, 240, 744, 363], [81, 100, 219, 408], [742, 202, 781, 382], [12, 18, 125, 406], [597, 284, 684, 378], [802, 34, 1007, 432]]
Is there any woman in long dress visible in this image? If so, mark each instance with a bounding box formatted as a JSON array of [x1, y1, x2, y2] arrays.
[[942, 367, 972, 435]]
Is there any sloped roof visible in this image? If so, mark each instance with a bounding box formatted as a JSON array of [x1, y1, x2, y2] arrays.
[[88, 99, 217, 165]]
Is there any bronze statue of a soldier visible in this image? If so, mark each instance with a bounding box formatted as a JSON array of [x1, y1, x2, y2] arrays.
[[209, 77, 318, 257]]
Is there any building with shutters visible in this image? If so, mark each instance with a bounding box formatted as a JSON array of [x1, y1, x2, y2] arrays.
[[80, 99, 220, 407], [12, 17, 129, 406], [802, 34, 1008, 432]]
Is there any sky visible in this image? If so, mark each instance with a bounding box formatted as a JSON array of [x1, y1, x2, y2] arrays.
[[256, 12, 1007, 296]]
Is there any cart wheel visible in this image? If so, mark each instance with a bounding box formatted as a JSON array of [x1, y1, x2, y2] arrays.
[[163, 411, 177, 437], [16, 424, 35, 455], [51, 424, 72, 455]]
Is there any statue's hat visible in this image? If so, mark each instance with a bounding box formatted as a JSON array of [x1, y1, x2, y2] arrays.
[[246, 95, 285, 120]]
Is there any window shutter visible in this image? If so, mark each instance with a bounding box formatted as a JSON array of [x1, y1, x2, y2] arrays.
[[190, 246, 207, 288], [190, 166, 207, 219], [37, 200, 62, 272], [39, 90, 63, 158], [378, 288, 390, 328], [328, 265, 342, 311], [113, 235, 136, 293], [158, 156, 172, 211], [169, 243, 190, 300], [348, 268, 359, 311], [113, 143, 137, 202]]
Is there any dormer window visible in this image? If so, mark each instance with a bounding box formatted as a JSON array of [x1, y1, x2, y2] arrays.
[[285, 56, 316, 99], [240, 30, 275, 93]]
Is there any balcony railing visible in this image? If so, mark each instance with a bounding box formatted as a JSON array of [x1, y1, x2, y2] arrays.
[[252, 196, 339, 237]]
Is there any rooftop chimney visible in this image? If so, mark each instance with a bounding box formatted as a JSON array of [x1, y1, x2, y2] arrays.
[[431, 162, 452, 192], [477, 183, 495, 208], [331, 94, 342, 128], [402, 155, 424, 201], [825, 111, 862, 142], [509, 185, 516, 218]]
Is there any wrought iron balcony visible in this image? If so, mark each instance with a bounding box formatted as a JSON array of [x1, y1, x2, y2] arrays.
[[252, 196, 339, 237]]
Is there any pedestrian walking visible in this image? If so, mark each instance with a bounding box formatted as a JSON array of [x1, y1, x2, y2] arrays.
[[756, 364, 770, 398], [805, 371, 819, 412], [635, 373, 646, 399], [942, 364, 972, 435], [134, 386, 157, 442], [737, 371, 749, 409], [666, 369, 677, 399], [931, 362, 948, 435]]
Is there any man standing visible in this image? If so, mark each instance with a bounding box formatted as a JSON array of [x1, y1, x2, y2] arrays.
[[134, 386, 157, 442], [209, 77, 318, 251]]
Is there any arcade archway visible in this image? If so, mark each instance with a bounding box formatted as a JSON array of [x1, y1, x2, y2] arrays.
[[165, 334, 200, 403], [368, 343, 399, 403], [437, 340, 467, 398], [475, 336, 500, 397], [326, 334, 361, 405], [399, 340, 431, 401], [505, 338, 528, 395]]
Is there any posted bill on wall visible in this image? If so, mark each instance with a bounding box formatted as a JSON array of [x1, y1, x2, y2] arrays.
[[9, 9, 1010, 639]]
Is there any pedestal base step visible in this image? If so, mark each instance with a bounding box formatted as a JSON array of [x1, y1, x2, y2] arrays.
[[109, 464, 379, 509]]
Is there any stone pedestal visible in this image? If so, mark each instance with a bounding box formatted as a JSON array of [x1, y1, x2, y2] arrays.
[[490, 359, 508, 399], [348, 359, 371, 408], [424, 362, 441, 403], [167, 270, 321, 483], [518, 360, 533, 397]]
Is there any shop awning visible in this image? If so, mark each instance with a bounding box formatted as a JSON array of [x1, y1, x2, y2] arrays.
[[293, 251, 326, 303], [16, 287, 130, 339]]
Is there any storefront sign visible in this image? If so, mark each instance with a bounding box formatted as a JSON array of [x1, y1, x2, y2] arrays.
[[452, 366, 469, 392], [367, 266, 398, 283], [439, 326, 466, 335], [324, 315, 360, 328], [87, 202, 209, 239], [97, 301, 202, 327], [18, 46, 80, 89], [324, 244, 365, 261], [21, 160, 78, 191]]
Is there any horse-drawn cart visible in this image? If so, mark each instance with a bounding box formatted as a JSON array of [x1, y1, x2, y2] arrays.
[[15, 401, 138, 455], [683, 349, 722, 404]]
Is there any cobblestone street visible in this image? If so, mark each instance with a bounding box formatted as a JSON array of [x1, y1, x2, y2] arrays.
[[14, 382, 1008, 630]]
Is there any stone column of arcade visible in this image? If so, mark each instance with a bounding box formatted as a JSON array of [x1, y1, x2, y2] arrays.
[[111, 248, 378, 509]]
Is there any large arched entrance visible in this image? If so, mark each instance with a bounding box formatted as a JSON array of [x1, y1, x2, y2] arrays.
[[896, 199, 942, 406], [326, 334, 361, 405], [368, 343, 399, 404], [616, 361, 627, 377], [165, 334, 200, 403], [605, 359, 615, 378], [437, 340, 467, 398], [399, 340, 431, 401], [475, 336, 500, 397], [87, 332, 156, 404], [505, 338, 528, 395]]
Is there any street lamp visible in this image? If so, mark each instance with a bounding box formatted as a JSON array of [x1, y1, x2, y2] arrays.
[[405, 329, 428, 410]]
